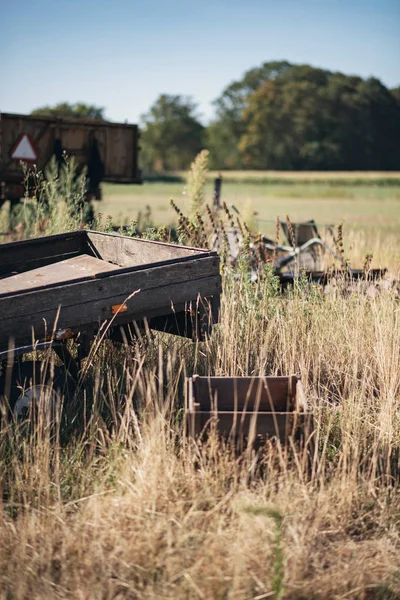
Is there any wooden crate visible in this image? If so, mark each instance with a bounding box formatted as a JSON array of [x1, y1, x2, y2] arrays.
[[185, 375, 312, 444]]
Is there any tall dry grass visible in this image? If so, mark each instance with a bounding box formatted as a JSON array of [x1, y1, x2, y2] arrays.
[[1, 267, 400, 599], [1, 157, 89, 242], [1, 157, 399, 598]]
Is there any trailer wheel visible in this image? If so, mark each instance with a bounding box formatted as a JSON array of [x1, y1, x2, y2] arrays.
[[1, 361, 73, 422]]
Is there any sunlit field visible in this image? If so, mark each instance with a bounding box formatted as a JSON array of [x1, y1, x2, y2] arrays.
[[101, 174, 400, 231], [101, 173, 400, 273]]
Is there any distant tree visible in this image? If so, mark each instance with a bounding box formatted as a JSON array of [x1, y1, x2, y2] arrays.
[[391, 87, 400, 105], [239, 67, 344, 170], [207, 61, 292, 168], [31, 102, 105, 120], [207, 61, 400, 170], [239, 67, 400, 170], [140, 95, 205, 171]]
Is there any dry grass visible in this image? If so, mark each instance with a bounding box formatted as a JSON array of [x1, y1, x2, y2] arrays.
[[1, 268, 400, 599], [1, 164, 400, 598]]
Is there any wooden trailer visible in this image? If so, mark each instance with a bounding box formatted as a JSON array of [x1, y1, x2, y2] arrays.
[[0, 231, 221, 414], [0, 112, 141, 207]]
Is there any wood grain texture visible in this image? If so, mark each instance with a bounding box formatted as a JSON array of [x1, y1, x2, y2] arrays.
[[0, 256, 219, 318], [0, 275, 221, 348], [186, 411, 308, 440], [86, 231, 212, 267], [0, 231, 220, 350], [190, 375, 299, 412], [185, 375, 312, 443], [0, 231, 85, 276], [0, 255, 120, 294]]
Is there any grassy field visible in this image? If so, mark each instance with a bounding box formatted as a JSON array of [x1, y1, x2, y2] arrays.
[[101, 177, 400, 234], [1, 171, 400, 599], [101, 173, 400, 272]]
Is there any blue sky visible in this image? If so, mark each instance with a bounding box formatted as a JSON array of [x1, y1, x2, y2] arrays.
[[1, 0, 399, 125]]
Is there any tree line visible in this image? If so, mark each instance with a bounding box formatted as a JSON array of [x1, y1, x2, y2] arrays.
[[32, 61, 400, 171]]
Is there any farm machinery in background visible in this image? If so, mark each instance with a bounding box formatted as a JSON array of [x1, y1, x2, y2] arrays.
[[259, 218, 387, 288], [0, 112, 141, 219], [210, 201, 387, 289]]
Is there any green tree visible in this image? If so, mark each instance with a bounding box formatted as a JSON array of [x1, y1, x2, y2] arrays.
[[31, 102, 105, 120], [391, 87, 400, 104], [239, 66, 400, 170], [239, 67, 344, 169], [207, 61, 292, 168], [207, 61, 400, 170], [140, 95, 205, 171]]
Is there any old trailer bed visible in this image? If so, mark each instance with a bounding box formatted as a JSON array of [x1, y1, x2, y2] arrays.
[[0, 230, 221, 351]]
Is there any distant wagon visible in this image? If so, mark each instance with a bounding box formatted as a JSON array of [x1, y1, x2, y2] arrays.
[[0, 112, 141, 208]]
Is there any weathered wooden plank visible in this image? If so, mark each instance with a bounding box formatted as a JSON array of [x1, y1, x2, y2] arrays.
[[86, 231, 211, 268], [186, 411, 307, 440], [0, 231, 85, 275], [110, 297, 217, 343], [1, 300, 191, 352], [0, 275, 221, 347], [190, 375, 298, 412], [0, 255, 219, 319], [0, 255, 120, 294]]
